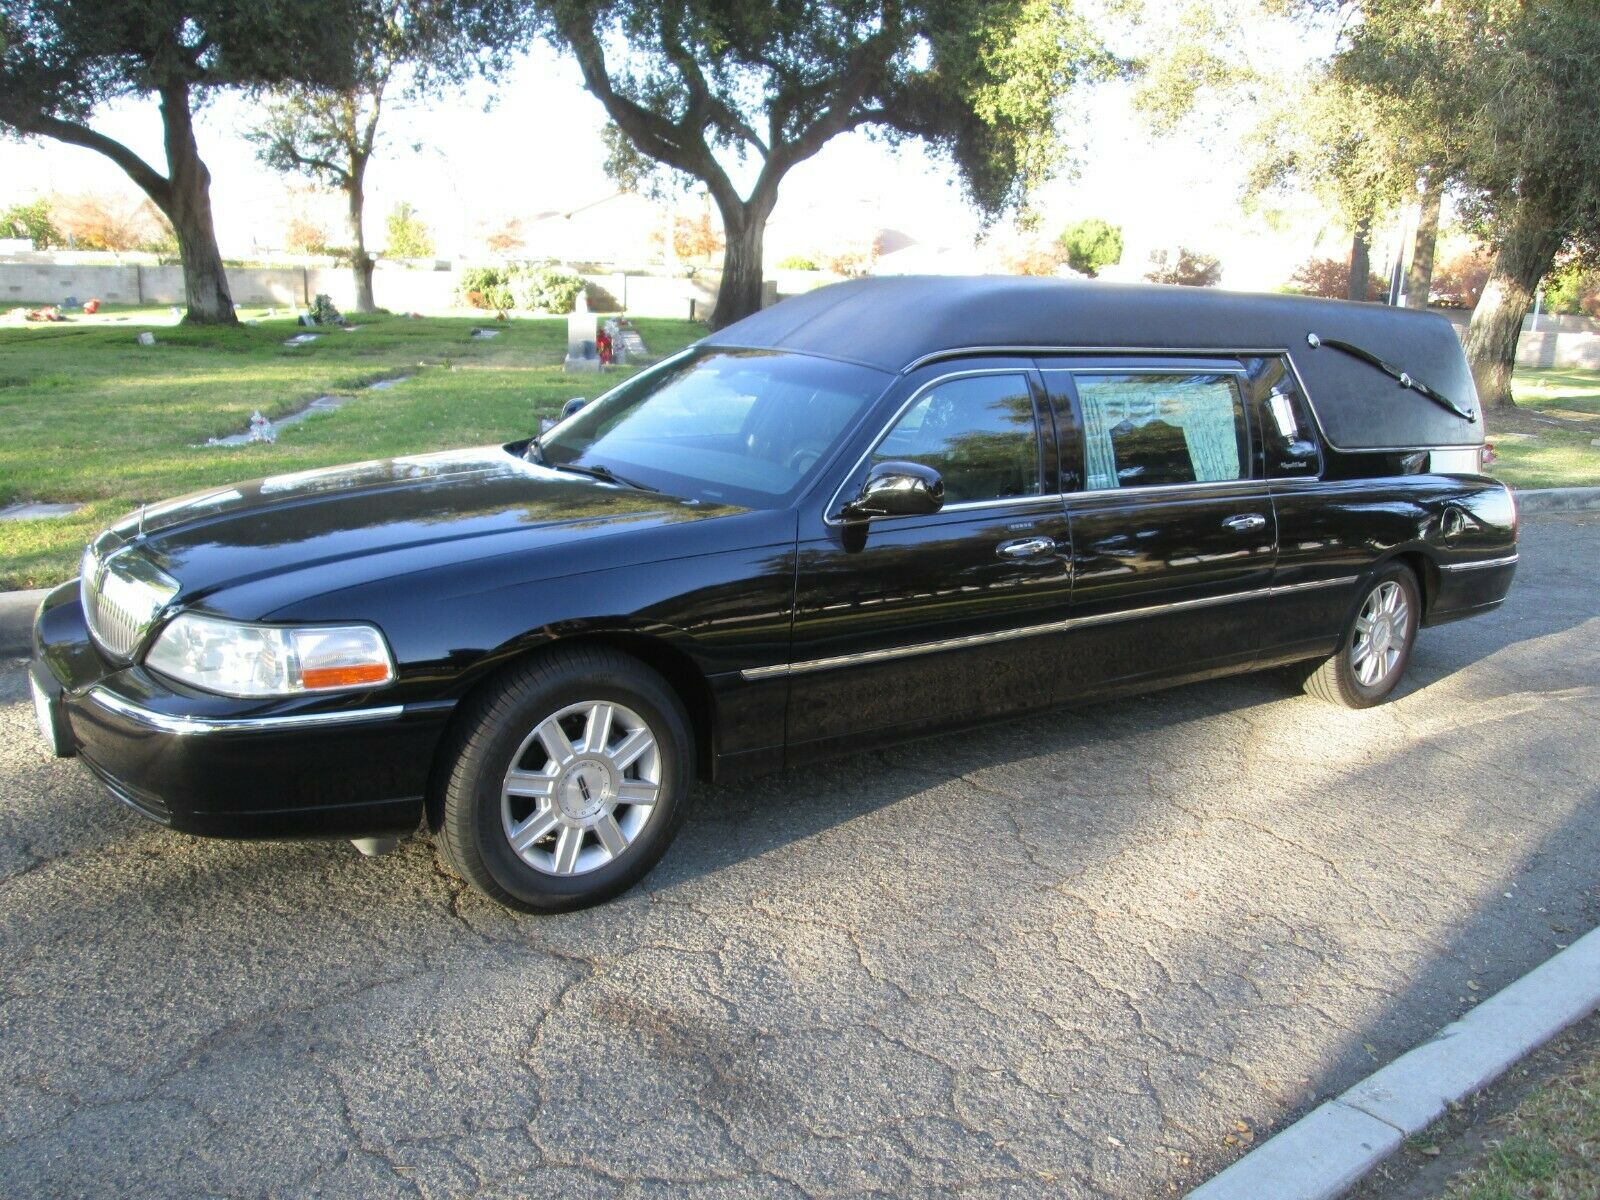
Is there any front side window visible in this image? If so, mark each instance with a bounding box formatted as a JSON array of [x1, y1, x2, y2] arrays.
[[872, 374, 1042, 505], [540, 348, 890, 507], [1075, 373, 1249, 490]]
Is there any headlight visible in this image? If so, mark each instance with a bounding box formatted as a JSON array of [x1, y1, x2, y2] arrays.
[[145, 614, 396, 698]]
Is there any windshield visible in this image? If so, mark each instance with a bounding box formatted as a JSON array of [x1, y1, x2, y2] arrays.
[[537, 348, 890, 508]]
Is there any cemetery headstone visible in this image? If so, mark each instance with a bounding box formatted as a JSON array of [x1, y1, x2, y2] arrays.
[[564, 309, 599, 373]]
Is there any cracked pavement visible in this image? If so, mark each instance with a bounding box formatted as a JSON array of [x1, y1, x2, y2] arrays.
[[2, 513, 1597, 1199]]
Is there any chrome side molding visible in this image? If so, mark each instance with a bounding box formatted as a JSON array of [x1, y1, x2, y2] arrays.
[[1439, 554, 1519, 573], [742, 574, 1360, 680]]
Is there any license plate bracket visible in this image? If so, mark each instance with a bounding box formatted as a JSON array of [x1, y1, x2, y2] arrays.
[[30, 669, 72, 758]]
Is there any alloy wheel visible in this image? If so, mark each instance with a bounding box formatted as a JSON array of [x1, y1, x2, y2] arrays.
[[500, 700, 661, 876], [1350, 580, 1410, 688]]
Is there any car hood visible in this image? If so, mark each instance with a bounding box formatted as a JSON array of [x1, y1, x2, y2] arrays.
[[111, 446, 752, 600]]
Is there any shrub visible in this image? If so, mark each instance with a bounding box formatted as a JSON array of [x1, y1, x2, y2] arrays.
[[519, 266, 587, 314], [777, 253, 819, 270], [284, 215, 331, 256], [1056, 218, 1123, 278], [1542, 264, 1600, 318], [1004, 245, 1066, 277], [457, 266, 515, 311], [1429, 250, 1493, 309], [1286, 254, 1384, 301], [1, 198, 62, 248], [52, 193, 170, 252], [385, 202, 434, 259], [1146, 247, 1222, 288], [310, 293, 343, 325]]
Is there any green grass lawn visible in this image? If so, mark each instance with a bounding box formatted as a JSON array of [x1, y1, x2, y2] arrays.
[[1432, 1035, 1600, 1199], [1491, 367, 1600, 490], [0, 309, 703, 590]]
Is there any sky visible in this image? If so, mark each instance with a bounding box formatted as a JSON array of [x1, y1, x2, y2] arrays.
[[0, 16, 1382, 291]]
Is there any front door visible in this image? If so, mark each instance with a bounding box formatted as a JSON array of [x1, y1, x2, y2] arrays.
[[783, 363, 1074, 754], [1042, 361, 1277, 697]]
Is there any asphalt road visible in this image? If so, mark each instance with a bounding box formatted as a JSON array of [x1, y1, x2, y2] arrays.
[[2, 513, 1597, 1200]]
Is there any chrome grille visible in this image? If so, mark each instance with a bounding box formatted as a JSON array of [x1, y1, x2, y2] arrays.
[[80, 535, 179, 661]]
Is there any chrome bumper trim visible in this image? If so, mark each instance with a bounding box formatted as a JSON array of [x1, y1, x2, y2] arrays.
[[742, 574, 1361, 680], [1439, 553, 1519, 573], [85, 687, 406, 736]]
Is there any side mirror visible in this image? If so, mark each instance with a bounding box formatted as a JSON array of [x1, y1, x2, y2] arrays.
[[841, 461, 945, 522], [562, 396, 589, 420]]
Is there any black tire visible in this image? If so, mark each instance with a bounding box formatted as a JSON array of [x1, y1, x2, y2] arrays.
[[433, 646, 693, 912], [1304, 564, 1420, 709]]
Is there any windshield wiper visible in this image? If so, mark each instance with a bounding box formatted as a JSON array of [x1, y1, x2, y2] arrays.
[[544, 461, 659, 493], [1306, 332, 1477, 423]]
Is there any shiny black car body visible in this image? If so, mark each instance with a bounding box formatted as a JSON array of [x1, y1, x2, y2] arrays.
[[30, 277, 1518, 907]]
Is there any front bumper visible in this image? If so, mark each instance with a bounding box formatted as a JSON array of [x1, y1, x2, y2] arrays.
[[31, 582, 450, 840]]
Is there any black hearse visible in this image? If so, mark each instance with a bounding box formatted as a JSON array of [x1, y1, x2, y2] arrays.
[[29, 277, 1518, 910]]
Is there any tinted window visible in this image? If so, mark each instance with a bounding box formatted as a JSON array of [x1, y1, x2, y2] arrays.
[[542, 349, 889, 507], [873, 374, 1041, 504], [1075, 374, 1249, 490]]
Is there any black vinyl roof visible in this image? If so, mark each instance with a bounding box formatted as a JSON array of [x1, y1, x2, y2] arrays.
[[709, 276, 1484, 451]]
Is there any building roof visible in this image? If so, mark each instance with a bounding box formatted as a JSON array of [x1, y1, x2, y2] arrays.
[[709, 275, 1483, 450]]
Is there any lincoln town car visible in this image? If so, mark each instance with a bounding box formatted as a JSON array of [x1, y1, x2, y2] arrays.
[[29, 277, 1518, 910]]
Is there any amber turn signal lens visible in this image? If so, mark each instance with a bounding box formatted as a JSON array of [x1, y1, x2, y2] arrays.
[[300, 663, 392, 690]]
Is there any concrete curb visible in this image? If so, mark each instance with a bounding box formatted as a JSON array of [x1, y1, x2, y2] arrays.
[[1516, 486, 1600, 513], [0, 588, 48, 658], [1186, 923, 1600, 1200]]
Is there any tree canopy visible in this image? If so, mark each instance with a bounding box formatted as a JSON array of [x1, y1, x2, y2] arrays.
[[1056, 217, 1123, 277], [543, 0, 1115, 327], [245, 1, 526, 311], [0, 0, 361, 321], [1323, 0, 1600, 404]]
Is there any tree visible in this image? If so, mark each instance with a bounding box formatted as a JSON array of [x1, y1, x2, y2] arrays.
[[1328, 0, 1600, 407], [1056, 217, 1122, 277], [542, 1, 1113, 328], [1133, 1, 1436, 305], [1242, 70, 1425, 302], [1287, 254, 1382, 301], [1146, 247, 1221, 287], [385, 202, 434, 258], [53, 192, 173, 252], [245, 1, 525, 313], [1, 197, 60, 247], [283, 212, 333, 256], [0, 1, 360, 323]]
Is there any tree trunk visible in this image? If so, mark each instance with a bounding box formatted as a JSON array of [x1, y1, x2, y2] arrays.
[[1463, 212, 1565, 409], [346, 172, 376, 314], [709, 198, 771, 330], [158, 81, 236, 325], [1347, 214, 1372, 302], [1404, 179, 1441, 309]]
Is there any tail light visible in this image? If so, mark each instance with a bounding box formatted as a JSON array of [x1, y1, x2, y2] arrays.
[[1479, 442, 1496, 471]]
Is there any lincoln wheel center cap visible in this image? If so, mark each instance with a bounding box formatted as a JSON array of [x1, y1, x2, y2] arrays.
[[557, 759, 614, 822], [1370, 617, 1394, 655]]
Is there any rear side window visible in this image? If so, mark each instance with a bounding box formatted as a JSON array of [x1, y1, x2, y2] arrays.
[[1075, 373, 1249, 490], [873, 373, 1041, 504]]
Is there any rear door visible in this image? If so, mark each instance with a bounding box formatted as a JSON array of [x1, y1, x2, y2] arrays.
[[1042, 358, 1277, 697]]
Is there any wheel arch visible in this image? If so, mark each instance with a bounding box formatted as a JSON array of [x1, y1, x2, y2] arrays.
[[1387, 547, 1439, 620], [423, 628, 718, 831]]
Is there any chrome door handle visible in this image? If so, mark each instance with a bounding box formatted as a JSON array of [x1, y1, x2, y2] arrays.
[[998, 536, 1056, 558], [1222, 514, 1267, 532]]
